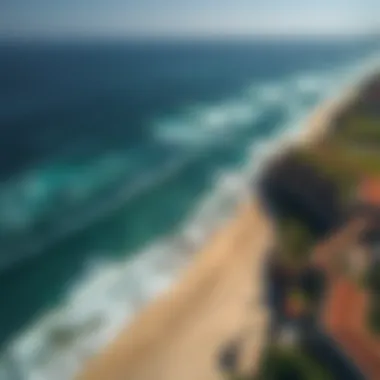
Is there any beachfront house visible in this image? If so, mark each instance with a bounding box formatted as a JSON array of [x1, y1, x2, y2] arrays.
[[320, 274, 380, 379], [310, 194, 380, 380]]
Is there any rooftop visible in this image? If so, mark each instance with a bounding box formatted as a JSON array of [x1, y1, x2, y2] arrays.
[[358, 177, 380, 207], [321, 277, 380, 380], [313, 220, 380, 379]]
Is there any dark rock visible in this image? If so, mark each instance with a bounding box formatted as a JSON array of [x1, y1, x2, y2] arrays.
[[258, 152, 343, 238], [218, 339, 240, 373]]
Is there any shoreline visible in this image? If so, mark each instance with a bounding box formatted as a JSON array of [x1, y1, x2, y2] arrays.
[[79, 201, 273, 380], [78, 80, 363, 380]]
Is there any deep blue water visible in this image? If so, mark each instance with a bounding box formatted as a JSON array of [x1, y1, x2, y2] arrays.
[[0, 38, 379, 378]]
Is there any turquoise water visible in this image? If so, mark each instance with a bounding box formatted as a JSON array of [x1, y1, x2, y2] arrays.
[[0, 38, 379, 379]]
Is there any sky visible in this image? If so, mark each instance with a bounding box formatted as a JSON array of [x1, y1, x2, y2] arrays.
[[0, 0, 379, 39]]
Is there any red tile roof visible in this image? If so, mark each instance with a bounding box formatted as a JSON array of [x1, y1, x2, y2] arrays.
[[358, 178, 380, 206], [321, 275, 380, 379], [312, 220, 380, 379]]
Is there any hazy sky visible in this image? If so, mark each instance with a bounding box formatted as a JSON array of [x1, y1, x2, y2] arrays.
[[0, 0, 379, 39]]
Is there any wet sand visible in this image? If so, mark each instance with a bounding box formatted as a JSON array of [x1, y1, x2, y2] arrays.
[[78, 86, 360, 380]]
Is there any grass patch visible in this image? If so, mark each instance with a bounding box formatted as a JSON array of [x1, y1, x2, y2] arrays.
[[336, 114, 380, 144], [367, 299, 380, 336], [277, 218, 315, 267], [294, 142, 380, 203], [255, 346, 334, 380], [365, 263, 380, 335]]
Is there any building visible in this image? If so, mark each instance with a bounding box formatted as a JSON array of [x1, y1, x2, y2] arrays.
[[311, 206, 380, 379], [321, 277, 380, 379]]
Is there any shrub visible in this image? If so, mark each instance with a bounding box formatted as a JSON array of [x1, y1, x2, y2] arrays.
[[278, 218, 315, 265], [367, 297, 380, 335], [255, 347, 333, 380]]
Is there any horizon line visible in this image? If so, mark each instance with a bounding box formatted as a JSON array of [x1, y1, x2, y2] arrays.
[[0, 31, 379, 44]]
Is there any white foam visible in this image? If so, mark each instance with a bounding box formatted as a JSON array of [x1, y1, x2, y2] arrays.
[[257, 83, 285, 104], [1, 245, 185, 380], [1, 48, 380, 380], [155, 100, 263, 146]]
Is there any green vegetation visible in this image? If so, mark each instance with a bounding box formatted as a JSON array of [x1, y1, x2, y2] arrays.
[[272, 101, 380, 270], [277, 91, 380, 336], [336, 114, 380, 144], [366, 263, 380, 292], [336, 104, 380, 337], [255, 347, 334, 380], [367, 300, 380, 335], [293, 110, 380, 202], [295, 145, 359, 201], [229, 347, 333, 380], [365, 263, 380, 335], [287, 288, 311, 315], [311, 108, 380, 336], [277, 217, 315, 267]]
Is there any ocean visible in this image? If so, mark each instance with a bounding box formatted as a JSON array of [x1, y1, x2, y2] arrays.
[[0, 38, 379, 379]]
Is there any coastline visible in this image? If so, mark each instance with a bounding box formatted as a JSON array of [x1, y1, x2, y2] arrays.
[[79, 201, 273, 380], [78, 81, 362, 380]]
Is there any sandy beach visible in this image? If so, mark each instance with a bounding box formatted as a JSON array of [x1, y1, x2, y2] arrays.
[[298, 87, 358, 145], [78, 200, 273, 380], [78, 85, 359, 380]]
